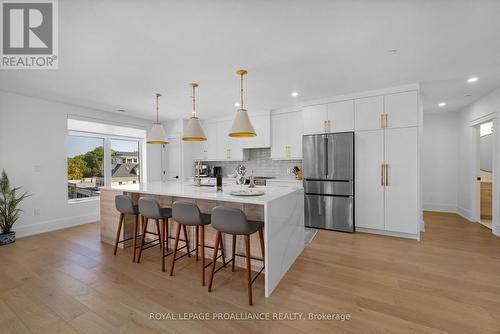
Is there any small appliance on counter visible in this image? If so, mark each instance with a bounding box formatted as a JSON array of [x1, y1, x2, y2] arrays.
[[194, 163, 210, 177]]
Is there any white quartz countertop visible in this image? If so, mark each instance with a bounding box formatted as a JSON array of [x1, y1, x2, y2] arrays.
[[101, 181, 303, 205]]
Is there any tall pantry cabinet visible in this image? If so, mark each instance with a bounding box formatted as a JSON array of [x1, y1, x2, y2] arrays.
[[354, 90, 419, 237]]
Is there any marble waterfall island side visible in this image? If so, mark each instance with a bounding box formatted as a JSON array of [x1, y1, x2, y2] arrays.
[[100, 181, 305, 297]]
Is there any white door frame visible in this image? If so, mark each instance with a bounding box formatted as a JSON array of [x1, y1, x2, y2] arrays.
[[470, 113, 497, 236], [161, 134, 182, 182]]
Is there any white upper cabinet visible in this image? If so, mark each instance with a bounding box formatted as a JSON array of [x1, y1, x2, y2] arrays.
[[302, 104, 327, 135], [384, 91, 418, 129], [271, 110, 303, 160], [201, 121, 218, 160], [354, 96, 384, 131], [240, 112, 271, 149], [327, 100, 354, 133]]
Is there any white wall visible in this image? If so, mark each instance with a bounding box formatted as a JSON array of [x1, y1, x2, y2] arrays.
[[0, 91, 162, 237], [423, 112, 459, 212]]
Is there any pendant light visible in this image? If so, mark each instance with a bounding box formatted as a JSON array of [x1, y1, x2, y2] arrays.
[[229, 69, 256, 137], [147, 93, 169, 144], [182, 83, 206, 141]]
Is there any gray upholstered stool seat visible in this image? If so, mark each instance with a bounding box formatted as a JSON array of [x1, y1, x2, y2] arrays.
[[208, 206, 265, 306], [137, 198, 174, 268], [113, 195, 140, 262], [169, 201, 224, 285]]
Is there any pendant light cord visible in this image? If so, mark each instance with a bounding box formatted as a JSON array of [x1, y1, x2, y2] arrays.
[[192, 84, 196, 117], [155, 94, 160, 123], [240, 72, 244, 109]]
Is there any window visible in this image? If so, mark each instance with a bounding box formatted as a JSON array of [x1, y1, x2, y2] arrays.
[[67, 118, 147, 202], [67, 135, 104, 200], [110, 139, 140, 186], [480, 122, 493, 137]]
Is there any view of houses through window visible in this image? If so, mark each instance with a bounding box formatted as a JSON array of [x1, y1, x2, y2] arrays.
[[67, 134, 141, 200], [110, 139, 140, 186]]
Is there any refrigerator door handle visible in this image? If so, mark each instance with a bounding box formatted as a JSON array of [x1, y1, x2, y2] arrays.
[[381, 164, 385, 186], [385, 163, 389, 186], [324, 136, 328, 177]]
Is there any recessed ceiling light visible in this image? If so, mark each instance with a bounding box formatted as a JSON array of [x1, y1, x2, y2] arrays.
[[291, 91, 299, 97], [467, 77, 478, 83], [387, 49, 398, 55], [438, 102, 447, 107], [234, 102, 240, 107]]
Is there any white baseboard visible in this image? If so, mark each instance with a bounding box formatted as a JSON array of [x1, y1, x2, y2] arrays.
[[14, 213, 99, 238], [456, 206, 474, 222], [493, 226, 500, 238], [356, 227, 419, 240], [423, 203, 458, 213]]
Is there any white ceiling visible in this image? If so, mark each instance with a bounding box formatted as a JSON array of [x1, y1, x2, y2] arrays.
[[2, 0, 500, 119]]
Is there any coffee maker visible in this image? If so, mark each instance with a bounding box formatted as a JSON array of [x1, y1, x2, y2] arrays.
[[195, 163, 209, 177]]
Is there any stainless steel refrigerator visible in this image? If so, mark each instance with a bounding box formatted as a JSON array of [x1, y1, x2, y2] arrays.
[[303, 132, 354, 232]]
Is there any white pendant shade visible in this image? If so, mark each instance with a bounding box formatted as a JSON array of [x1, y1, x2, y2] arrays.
[[147, 92, 168, 144], [183, 116, 206, 141], [229, 108, 256, 137], [147, 122, 168, 144]]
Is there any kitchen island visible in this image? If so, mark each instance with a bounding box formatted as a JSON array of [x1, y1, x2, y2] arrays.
[[100, 181, 304, 297]]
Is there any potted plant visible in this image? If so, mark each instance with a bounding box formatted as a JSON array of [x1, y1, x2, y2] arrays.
[[0, 170, 31, 245]]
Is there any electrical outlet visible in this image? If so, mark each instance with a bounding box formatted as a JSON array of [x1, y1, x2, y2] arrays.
[[33, 208, 40, 216]]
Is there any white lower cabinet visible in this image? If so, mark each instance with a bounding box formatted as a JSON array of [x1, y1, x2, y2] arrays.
[[355, 127, 418, 236]]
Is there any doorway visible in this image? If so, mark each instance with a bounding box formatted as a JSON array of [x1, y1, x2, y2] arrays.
[[161, 135, 182, 182], [478, 121, 494, 229]]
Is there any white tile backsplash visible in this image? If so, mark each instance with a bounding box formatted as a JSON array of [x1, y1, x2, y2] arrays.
[[204, 148, 302, 177]]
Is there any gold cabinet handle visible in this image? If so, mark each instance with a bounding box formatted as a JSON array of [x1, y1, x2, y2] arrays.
[[384, 114, 388, 128], [385, 164, 389, 186], [324, 120, 327, 133], [381, 164, 385, 186], [380, 114, 384, 129]]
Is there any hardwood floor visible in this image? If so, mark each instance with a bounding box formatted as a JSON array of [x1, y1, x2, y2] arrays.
[[1, 211, 500, 333]]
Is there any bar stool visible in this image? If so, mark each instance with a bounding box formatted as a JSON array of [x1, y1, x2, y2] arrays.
[[137, 198, 173, 267], [169, 201, 226, 285], [113, 195, 140, 262], [208, 206, 265, 305]]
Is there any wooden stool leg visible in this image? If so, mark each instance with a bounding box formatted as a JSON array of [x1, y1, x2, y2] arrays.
[[200, 225, 205, 286], [132, 214, 139, 262], [161, 218, 167, 272], [258, 227, 265, 267], [155, 219, 162, 252], [208, 231, 221, 292], [195, 226, 199, 261], [183, 225, 190, 257], [113, 213, 124, 256], [245, 235, 253, 306], [137, 217, 149, 263], [165, 218, 169, 251], [169, 222, 182, 276], [219, 234, 226, 267], [231, 234, 237, 272]]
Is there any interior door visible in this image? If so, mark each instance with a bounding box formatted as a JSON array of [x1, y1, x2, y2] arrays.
[[355, 130, 384, 230], [384, 91, 418, 129], [163, 136, 181, 181], [384, 127, 418, 234], [354, 96, 384, 131]]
